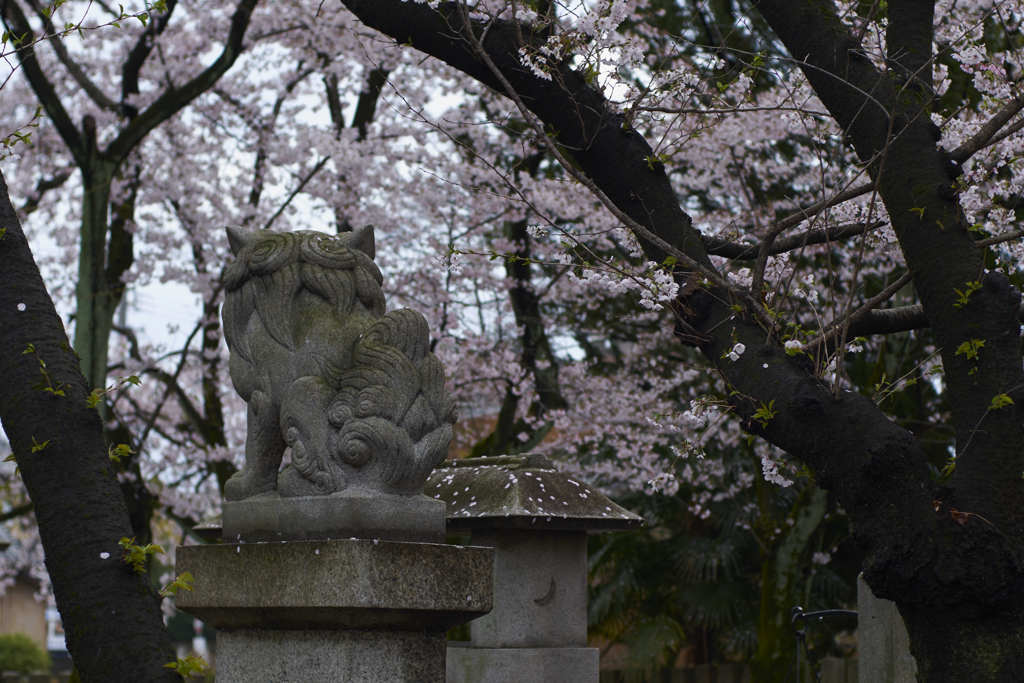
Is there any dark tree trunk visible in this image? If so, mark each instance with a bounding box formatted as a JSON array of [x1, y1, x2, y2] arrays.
[[0, 170, 178, 682]]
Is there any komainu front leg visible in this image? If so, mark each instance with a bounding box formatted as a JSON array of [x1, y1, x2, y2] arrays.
[[224, 390, 284, 500]]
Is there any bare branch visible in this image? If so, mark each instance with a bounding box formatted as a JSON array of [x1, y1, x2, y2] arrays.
[[635, 104, 831, 117], [105, 0, 258, 163], [0, 501, 33, 521], [261, 156, 331, 232], [950, 91, 1024, 163], [772, 182, 876, 232], [120, 0, 179, 116], [18, 167, 72, 215], [0, 0, 85, 164], [26, 0, 119, 111], [808, 271, 914, 352], [704, 221, 886, 260]]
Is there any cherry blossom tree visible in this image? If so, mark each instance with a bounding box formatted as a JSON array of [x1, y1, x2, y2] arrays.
[[328, 1, 1024, 681], [2, 0, 1024, 681]]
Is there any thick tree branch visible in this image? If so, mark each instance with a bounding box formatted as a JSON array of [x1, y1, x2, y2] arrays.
[[337, 2, 1024, 632], [18, 167, 72, 215], [336, 0, 943, 596], [339, 0, 710, 270], [949, 91, 1024, 163], [841, 301, 1024, 339], [750, 0, 893, 158], [120, 0, 179, 116], [0, 501, 32, 522], [753, 0, 1024, 548], [704, 221, 885, 260], [324, 64, 389, 231], [104, 166, 140, 315], [350, 66, 389, 140], [26, 0, 119, 111], [105, 0, 258, 163], [886, 0, 936, 97], [505, 218, 566, 414]]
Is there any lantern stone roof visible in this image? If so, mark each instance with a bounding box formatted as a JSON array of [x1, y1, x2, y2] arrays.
[[426, 454, 643, 532]]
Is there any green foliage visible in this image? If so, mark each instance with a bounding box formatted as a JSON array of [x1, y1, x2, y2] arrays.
[[584, 444, 859, 674], [643, 153, 669, 170], [989, 393, 1014, 411], [0, 106, 42, 160], [954, 338, 985, 361], [588, 489, 761, 669], [118, 536, 163, 574], [108, 443, 134, 463], [752, 400, 776, 428], [22, 343, 69, 397], [159, 571, 194, 598], [953, 280, 982, 308], [164, 654, 212, 680], [0, 633, 51, 673], [940, 455, 957, 480], [87, 374, 141, 409]]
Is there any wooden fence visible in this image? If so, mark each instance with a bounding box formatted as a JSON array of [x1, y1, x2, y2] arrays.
[[600, 656, 857, 683]]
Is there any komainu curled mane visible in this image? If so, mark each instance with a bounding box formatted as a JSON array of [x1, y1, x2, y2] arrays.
[[221, 226, 455, 500]]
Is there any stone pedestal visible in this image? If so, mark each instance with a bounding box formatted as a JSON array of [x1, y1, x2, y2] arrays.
[[428, 455, 642, 683], [176, 529, 492, 682], [221, 490, 446, 543], [468, 530, 587, 648], [446, 529, 596, 683], [217, 629, 445, 681], [857, 574, 917, 683], [446, 645, 599, 683]]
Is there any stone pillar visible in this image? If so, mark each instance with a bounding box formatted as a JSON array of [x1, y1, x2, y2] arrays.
[[427, 455, 643, 683], [176, 495, 493, 683], [857, 574, 918, 683]]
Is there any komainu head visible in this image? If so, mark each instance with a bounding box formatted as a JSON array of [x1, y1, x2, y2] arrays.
[[220, 226, 455, 500]]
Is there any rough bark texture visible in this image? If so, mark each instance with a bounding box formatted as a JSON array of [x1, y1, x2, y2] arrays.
[[0, 170, 178, 681], [337, 2, 1024, 680]]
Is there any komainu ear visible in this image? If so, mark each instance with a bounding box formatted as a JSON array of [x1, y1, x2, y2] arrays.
[[226, 226, 251, 255], [350, 225, 375, 259]]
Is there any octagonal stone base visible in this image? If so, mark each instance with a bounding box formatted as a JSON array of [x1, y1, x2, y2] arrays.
[[176, 538, 492, 682]]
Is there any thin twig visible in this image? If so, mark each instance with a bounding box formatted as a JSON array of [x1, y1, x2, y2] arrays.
[[807, 270, 913, 353]]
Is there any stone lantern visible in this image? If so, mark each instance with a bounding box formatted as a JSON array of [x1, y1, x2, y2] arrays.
[[427, 454, 642, 683]]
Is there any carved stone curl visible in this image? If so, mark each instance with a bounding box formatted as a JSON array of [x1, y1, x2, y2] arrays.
[[221, 226, 455, 500]]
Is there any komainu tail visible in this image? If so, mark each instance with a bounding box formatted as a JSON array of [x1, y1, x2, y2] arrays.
[[326, 309, 456, 493]]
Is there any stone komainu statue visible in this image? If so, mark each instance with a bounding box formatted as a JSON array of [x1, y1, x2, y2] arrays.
[[221, 226, 456, 500]]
